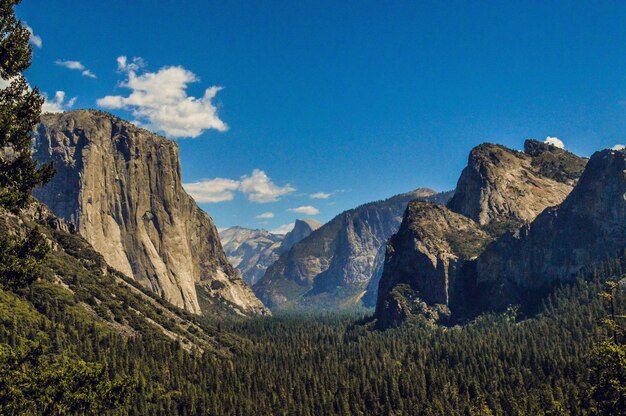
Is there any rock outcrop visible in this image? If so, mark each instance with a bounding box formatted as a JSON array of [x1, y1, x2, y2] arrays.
[[447, 141, 585, 227], [475, 148, 626, 309], [219, 219, 320, 286], [376, 141, 588, 326], [33, 110, 268, 316], [375, 201, 490, 327], [255, 189, 453, 311]]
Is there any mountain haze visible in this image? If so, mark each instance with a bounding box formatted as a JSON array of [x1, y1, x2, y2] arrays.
[[220, 219, 320, 285], [255, 188, 453, 311]]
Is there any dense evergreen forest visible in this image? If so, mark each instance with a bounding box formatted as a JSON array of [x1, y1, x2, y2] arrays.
[[1, 1, 625, 414], [2, 254, 625, 415]]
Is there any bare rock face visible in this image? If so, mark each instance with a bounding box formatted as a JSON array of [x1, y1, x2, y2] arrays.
[[375, 141, 588, 326], [447, 142, 584, 227], [33, 110, 268, 316], [254, 189, 451, 311], [278, 219, 321, 254], [375, 201, 490, 327], [220, 227, 283, 286], [475, 148, 626, 310], [219, 219, 320, 286]]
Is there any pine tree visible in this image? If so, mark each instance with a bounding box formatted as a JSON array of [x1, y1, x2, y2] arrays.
[[589, 281, 626, 415], [0, 0, 53, 211]]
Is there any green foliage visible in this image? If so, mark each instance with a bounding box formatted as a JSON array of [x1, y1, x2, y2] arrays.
[[0, 0, 54, 211], [480, 218, 525, 238], [446, 228, 493, 258], [0, 228, 48, 289], [589, 281, 626, 415], [1, 238, 624, 414], [0, 341, 134, 416], [590, 340, 626, 415]]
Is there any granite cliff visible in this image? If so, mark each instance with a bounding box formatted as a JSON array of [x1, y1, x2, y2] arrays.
[[475, 148, 626, 310], [447, 142, 585, 228], [33, 110, 268, 316], [375, 140, 588, 326]]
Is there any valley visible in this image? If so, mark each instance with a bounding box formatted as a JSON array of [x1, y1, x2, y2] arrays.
[[2, 1, 625, 414]]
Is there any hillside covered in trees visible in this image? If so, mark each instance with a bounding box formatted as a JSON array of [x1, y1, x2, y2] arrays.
[[1, 1, 625, 414]]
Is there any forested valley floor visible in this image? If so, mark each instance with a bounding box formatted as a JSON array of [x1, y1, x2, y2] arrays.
[[2, 253, 624, 415]]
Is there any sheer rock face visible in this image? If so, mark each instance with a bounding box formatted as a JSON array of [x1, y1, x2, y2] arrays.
[[376, 141, 588, 326], [375, 202, 490, 327], [219, 219, 320, 286], [278, 219, 321, 255], [33, 110, 268, 316], [447, 142, 584, 226], [476, 149, 626, 309], [254, 189, 453, 311]]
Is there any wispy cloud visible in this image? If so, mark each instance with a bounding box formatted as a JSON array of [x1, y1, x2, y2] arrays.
[[256, 212, 275, 219], [310, 192, 331, 199], [184, 169, 295, 204], [24, 23, 42, 48], [97, 56, 226, 138], [288, 206, 319, 215], [42, 91, 76, 113], [116, 56, 145, 73], [55, 59, 97, 78], [612, 144, 625, 151], [271, 223, 295, 235]]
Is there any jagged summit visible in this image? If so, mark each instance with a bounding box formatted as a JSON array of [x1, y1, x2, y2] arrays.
[[220, 220, 320, 286], [523, 139, 588, 185], [34, 110, 268, 316], [447, 141, 584, 227], [376, 141, 592, 326], [476, 147, 626, 305]]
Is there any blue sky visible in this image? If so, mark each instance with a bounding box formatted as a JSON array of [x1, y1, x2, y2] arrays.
[[17, 1, 626, 232]]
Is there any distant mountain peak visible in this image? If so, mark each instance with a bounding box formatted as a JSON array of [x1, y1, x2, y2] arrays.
[[220, 220, 320, 286]]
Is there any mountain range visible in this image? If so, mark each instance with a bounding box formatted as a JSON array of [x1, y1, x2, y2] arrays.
[[219, 219, 321, 285], [254, 188, 453, 311], [375, 139, 592, 326]]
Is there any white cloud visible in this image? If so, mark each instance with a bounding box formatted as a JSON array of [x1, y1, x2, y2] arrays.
[[544, 136, 565, 149], [42, 91, 76, 113], [288, 205, 320, 215], [240, 169, 295, 203], [24, 23, 42, 48], [310, 192, 331, 199], [184, 169, 294, 204], [612, 144, 625, 151], [55, 60, 97, 78], [97, 56, 227, 138], [81, 69, 97, 78], [271, 223, 295, 235], [183, 178, 240, 203], [0, 77, 75, 113], [116, 56, 145, 73], [256, 212, 275, 219]]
